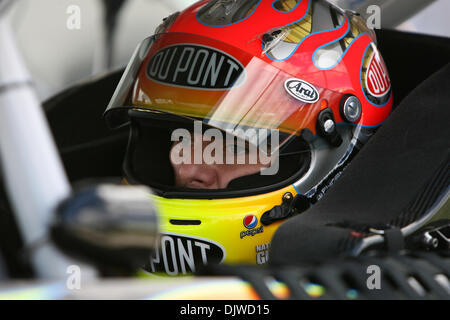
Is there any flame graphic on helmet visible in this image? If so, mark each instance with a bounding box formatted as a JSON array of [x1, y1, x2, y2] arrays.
[[167, 0, 392, 127]]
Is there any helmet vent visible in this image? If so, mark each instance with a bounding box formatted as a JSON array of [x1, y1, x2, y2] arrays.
[[198, 0, 259, 26], [170, 219, 202, 225]]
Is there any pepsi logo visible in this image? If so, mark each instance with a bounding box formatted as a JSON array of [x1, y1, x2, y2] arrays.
[[284, 78, 320, 103], [243, 215, 258, 229], [365, 51, 391, 98]]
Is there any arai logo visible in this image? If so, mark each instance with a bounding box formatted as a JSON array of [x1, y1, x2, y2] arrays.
[[284, 78, 320, 103], [243, 215, 258, 229]]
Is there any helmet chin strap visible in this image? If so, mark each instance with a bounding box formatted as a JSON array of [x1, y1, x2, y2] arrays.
[[260, 193, 310, 226], [316, 107, 343, 148]]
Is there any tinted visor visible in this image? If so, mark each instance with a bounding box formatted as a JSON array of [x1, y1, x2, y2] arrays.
[[105, 32, 345, 150]]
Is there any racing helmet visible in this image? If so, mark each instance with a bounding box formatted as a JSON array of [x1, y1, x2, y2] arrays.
[[104, 0, 393, 276]]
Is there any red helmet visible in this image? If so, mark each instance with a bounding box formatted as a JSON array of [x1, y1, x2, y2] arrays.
[[104, 0, 393, 274]]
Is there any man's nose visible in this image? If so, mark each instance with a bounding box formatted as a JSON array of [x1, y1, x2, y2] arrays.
[[175, 163, 219, 189]]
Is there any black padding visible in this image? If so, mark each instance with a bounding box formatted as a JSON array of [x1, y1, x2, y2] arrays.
[[270, 63, 450, 266], [376, 29, 450, 107], [384, 229, 404, 253], [44, 69, 129, 182]]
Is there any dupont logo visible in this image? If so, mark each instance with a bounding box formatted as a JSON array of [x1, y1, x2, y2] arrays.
[[243, 215, 258, 229], [365, 51, 391, 98], [147, 232, 226, 276], [147, 44, 245, 90], [284, 78, 320, 104]]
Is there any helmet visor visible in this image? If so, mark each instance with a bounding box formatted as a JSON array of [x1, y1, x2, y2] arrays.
[[105, 32, 345, 150]]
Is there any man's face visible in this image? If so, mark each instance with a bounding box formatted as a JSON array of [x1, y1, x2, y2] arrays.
[[170, 132, 271, 189]]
